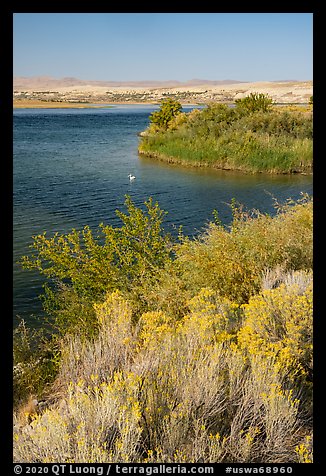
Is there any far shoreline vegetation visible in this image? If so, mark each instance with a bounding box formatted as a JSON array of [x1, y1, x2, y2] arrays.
[[138, 94, 313, 175], [13, 99, 116, 109], [14, 94, 313, 175]]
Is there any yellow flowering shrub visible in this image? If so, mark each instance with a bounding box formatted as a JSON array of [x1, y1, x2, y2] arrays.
[[94, 289, 132, 328], [295, 435, 313, 463], [181, 288, 240, 344], [56, 290, 137, 388], [14, 372, 143, 463], [175, 197, 312, 304], [138, 310, 175, 351], [14, 282, 313, 463], [238, 279, 312, 379]]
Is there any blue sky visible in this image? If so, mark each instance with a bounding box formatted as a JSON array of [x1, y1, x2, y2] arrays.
[[13, 13, 313, 82]]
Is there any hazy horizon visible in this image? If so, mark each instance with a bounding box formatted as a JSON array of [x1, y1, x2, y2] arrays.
[[14, 76, 306, 81]]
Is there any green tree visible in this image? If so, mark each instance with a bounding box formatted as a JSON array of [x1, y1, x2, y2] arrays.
[[149, 98, 183, 130], [21, 196, 173, 336], [235, 92, 274, 114]]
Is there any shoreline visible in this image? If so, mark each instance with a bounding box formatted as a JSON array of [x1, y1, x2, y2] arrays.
[[13, 100, 161, 109], [139, 150, 313, 176], [13, 100, 311, 110]]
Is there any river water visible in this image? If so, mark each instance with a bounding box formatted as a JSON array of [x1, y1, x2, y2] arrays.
[[13, 104, 313, 326]]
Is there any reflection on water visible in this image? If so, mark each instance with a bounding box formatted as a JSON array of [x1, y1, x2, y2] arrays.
[[13, 105, 312, 326]]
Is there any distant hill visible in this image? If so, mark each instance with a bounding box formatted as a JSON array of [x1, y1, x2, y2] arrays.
[[13, 76, 312, 106], [13, 76, 247, 90]]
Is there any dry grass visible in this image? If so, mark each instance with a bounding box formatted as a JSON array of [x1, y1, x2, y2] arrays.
[[14, 275, 313, 463]]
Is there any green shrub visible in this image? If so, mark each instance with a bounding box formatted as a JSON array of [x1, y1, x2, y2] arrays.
[[149, 98, 182, 130], [235, 92, 274, 113], [20, 196, 173, 337], [139, 99, 313, 173], [173, 195, 312, 304]]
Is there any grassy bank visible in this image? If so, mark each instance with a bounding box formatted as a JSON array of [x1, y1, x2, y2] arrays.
[[138, 98, 313, 174], [14, 195, 313, 463]]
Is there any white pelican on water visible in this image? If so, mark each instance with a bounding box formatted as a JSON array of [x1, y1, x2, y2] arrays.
[[128, 174, 136, 181]]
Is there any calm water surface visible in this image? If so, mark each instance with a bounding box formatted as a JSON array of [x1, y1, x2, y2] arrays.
[[13, 105, 313, 326]]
